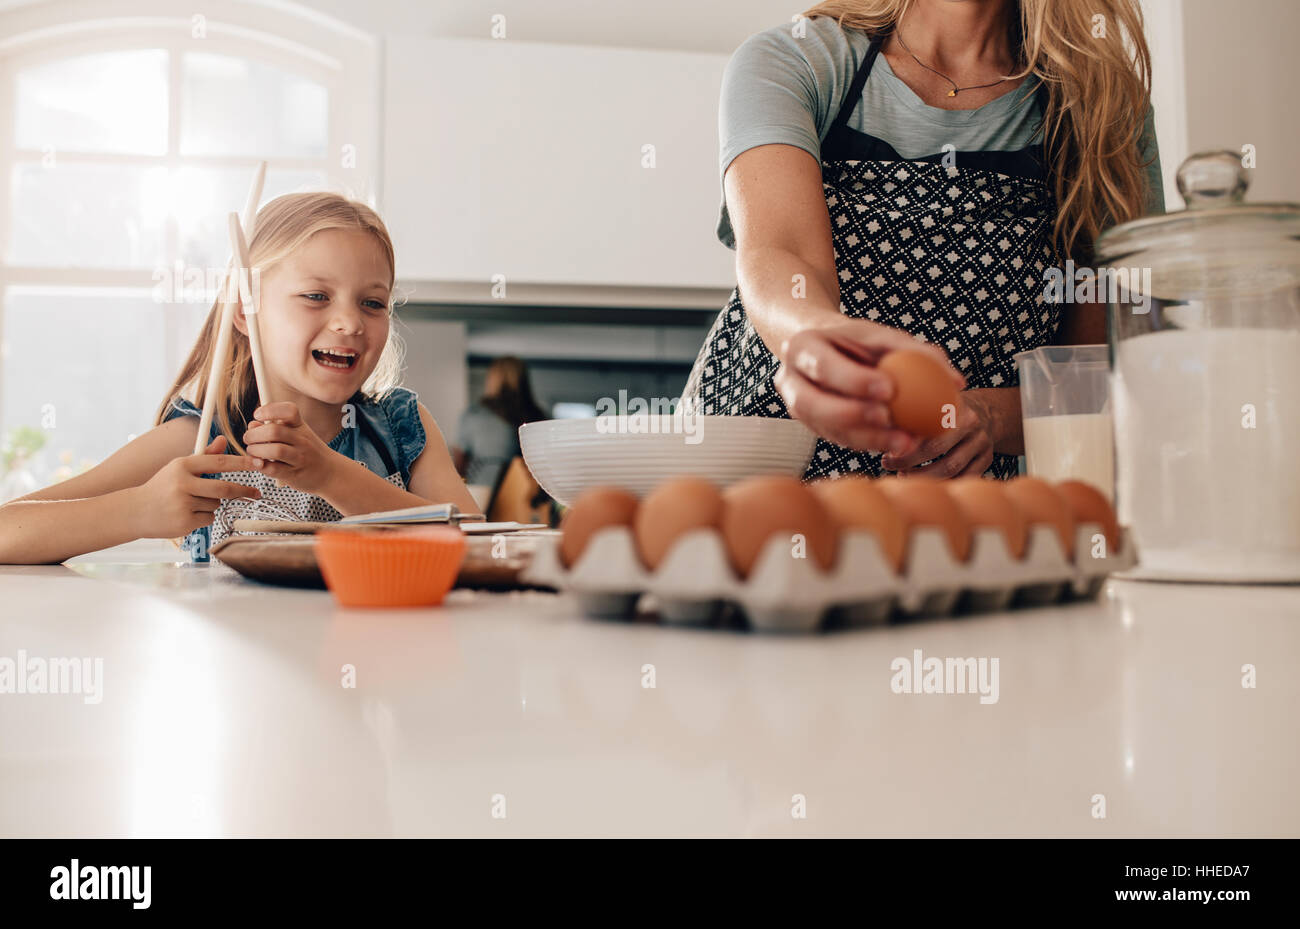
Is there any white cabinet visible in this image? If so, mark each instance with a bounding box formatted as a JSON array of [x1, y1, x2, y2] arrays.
[[383, 37, 736, 291]]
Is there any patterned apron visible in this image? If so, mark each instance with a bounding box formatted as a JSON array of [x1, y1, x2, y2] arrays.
[[684, 32, 1062, 480]]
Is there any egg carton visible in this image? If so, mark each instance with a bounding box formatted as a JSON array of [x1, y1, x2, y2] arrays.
[[522, 523, 1138, 633]]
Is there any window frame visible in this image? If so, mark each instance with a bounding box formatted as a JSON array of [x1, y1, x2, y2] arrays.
[[0, 2, 379, 466]]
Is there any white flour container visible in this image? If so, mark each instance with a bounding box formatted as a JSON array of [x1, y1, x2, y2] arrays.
[[1096, 151, 1300, 581]]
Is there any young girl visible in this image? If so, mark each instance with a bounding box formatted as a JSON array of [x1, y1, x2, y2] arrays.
[[0, 192, 479, 565]]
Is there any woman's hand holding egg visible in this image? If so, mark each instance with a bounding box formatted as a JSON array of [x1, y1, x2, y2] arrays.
[[243, 401, 342, 495], [773, 319, 964, 457], [880, 388, 998, 479]]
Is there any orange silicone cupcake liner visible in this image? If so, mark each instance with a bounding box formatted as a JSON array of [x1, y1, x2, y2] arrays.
[[315, 526, 467, 608]]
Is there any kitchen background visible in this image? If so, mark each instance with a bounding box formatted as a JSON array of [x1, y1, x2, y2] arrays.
[[0, 0, 1295, 495]]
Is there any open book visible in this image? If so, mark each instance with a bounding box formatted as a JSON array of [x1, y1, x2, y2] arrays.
[[230, 502, 486, 535]]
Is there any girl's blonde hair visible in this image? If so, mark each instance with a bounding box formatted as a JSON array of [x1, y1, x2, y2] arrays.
[[802, 0, 1153, 260], [155, 191, 404, 455]]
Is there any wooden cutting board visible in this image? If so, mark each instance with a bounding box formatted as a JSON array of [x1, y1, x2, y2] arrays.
[[210, 531, 557, 591]]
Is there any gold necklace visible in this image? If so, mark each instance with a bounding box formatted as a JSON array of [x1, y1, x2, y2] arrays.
[[893, 22, 1010, 98]]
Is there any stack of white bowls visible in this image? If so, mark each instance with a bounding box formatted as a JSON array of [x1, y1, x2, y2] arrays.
[[519, 415, 817, 505]]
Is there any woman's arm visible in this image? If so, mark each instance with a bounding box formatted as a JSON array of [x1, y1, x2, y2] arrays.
[[729, 144, 845, 351], [728, 144, 965, 456], [7, 415, 199, 504], [886, 280, 1115, 471], [879, 386, 1023, 477], [882, 282, 1106, 477]]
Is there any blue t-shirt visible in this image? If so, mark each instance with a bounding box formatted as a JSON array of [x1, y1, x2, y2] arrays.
[[716, 17, 1165, 248], [162, 387, 427, 562]]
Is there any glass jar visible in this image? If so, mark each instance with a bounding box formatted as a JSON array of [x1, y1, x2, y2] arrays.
[[1095, 151, 1300, 581]]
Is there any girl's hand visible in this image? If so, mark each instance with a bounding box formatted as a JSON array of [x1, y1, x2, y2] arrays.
[[130, 435, 263, 538], [773, 319, 965, 455], [880, 389, 998, 479], [243, 401, 341, 495]]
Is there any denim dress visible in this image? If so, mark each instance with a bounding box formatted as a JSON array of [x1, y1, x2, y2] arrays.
[[163, 387, 428, 563]]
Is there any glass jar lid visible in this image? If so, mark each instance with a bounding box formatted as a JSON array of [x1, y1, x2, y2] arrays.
[[1094, 151, 1300, 299]]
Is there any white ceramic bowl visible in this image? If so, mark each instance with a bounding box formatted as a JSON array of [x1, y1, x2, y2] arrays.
[[519, 415, 817, 505]]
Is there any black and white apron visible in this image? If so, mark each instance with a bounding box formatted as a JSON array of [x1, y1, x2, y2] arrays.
[[684, 32, 1063, 480]]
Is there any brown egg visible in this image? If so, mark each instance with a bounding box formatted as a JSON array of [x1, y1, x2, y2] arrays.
[[877, 349, 960, 438], [945, 477, 1030, 559], [1002, 477, 1076, 558], [721, 476, 837, 578], [810, 476, 908, 572], [634, 477, 725, 570], [878, 476, 973, 562], [1056, 480, 1120, 554], [559, 486, 640, 568]]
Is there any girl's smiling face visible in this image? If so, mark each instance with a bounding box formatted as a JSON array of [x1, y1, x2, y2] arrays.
[[245, 227, 393, 413]]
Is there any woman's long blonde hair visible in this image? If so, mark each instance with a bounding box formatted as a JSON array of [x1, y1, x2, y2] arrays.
[[155, 192, 404, 455], [803, 0, 1153, 260]]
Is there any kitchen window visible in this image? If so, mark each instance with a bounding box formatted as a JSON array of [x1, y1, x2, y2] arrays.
[[0, 4, 377, 495]]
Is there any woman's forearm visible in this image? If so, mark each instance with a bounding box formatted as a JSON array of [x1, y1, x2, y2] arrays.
[[967, 387, 1024, 457], [0, 488, 142, 565], [736, 245, 844, 360]]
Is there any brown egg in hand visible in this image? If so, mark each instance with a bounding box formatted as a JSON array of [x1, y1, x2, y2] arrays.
[[878, 476, 973, 563], [1002, 477, 1076, 558], [945, 476, 1030, 559], [721, 476, 837, 578], [559, 486, 640, 568], [634, 477, 725, 570], [877, 349, 960, 438], [810, 476, 908, 573], [1055, 479, 1120, 554]]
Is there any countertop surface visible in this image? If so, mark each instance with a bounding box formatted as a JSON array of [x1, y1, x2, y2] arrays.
[[1, 539, 1297, 837]]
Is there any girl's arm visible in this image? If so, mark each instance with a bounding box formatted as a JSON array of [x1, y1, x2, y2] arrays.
[[0, 418, 192, 562], [0, 489, 147, 565], [318, 402, 481, 517], [7, 416, 198, 505], [0, 417, 260, 564]]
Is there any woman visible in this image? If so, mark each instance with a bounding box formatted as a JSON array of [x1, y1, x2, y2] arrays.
[[684, 0, 1162, 479], [453, 356, 547, 490]]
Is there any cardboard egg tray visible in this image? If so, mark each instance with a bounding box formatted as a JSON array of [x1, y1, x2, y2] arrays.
[[523, 522, 1138, 633]]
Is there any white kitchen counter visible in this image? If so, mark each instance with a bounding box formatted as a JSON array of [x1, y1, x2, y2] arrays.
[[1, 538, 1297, 837]]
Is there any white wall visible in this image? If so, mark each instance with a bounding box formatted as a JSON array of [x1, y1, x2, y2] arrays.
[[392, 319, 467, 440], [297, 0, 802, 429], [466, 323, 707, 364], [1181, 0, 1300, 202], [1139, 0, 1188, 210], [383, 38, 733, 290], [1135, 0, 1300, 207], [294, 0, 799, 53], [299, 0, 1299, 209]]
